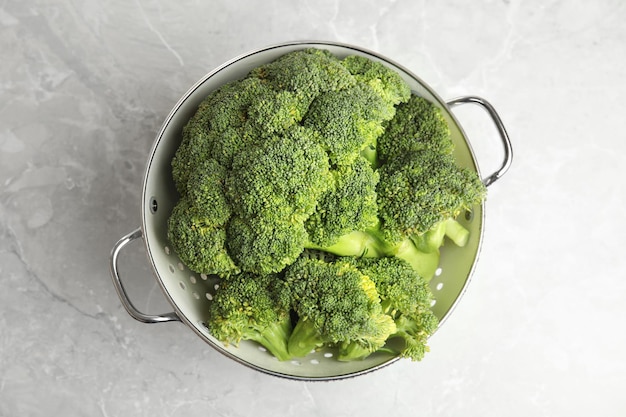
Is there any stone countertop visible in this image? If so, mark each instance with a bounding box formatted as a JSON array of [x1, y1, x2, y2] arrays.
[[1, 1, 624, 416]]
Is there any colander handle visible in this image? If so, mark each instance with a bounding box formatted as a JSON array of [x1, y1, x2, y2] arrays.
[[110, 228, 180, 323], [447, 96, 513, 187]]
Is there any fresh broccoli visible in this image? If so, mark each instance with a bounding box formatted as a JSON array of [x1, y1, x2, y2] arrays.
[[377, 95, 453, 164], [341, 54, 411, 121], [376, 148, 486, 241], [221, 126, 332, 274], [304, 156, 379, 249], [225, 125, 330, 224], [302, 83, 388, 166], [226, 216, 308, 276], [206, 271, 292, 361], [249, 48, 356, 107], [283, 256, 396, 358], [342, 257, 438, 361], [172, 77, 271, 188], [167, 198, 239, 278], [167, 48, 488, 364]]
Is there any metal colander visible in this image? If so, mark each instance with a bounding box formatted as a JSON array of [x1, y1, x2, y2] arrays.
[[109, 41, 512, 381]]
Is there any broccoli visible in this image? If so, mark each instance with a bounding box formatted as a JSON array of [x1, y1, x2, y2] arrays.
[[341, 257, 438, 361], [377, 95, 453, 164], [304, 156, 379, 249], [167, 198, 239, 278], [167, 48, 488, 364], [249, 48, 356, 106], [226, 216, 308, 276], [283, 256, 396, 358], [225, 125, 331, 224], [206, 271, 292, 361], [167, 158, 239, 277], [376, 148, 486, 241], [302, 83, 388, 166], [341, 54, 411, 121]]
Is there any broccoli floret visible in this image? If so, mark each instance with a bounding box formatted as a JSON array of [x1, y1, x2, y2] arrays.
[[302, 84, 388, 166], [304, 156, 379, 248], [283, 256, 396, 358], [338, 257, 437, 361], [225, 126, 331, 224], [377, 148, 486, 240], [226, 216, 308, 275], [249, 48, 356, 106], [341, 54, 411, 121], [167, 198, 239, 277], [186, 158, 231, 225], [172, 77, 273, 184], [377, 95, 453, 164], [207, 272, 292, 361]]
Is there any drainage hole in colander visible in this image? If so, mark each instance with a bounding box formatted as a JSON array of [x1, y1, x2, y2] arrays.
[[310, 359, 320, 365], [200, 274, 208, 280], [436, 282, 444, 291], [179, 281, 186, 290], [150, 197, 158, 214], [205, 292, 213, 301], [435, 267, 442, 277], [178, 262, 185, 271], [323, 352, 333, 358], [189, 275, 197, 284], [192, 292, 200, 299], [168, 264, 175, 274], [164, 246, 170, 255], [465, 209, 474, 221], [290, 360, 302, 366], [430, 299, 437, 307]]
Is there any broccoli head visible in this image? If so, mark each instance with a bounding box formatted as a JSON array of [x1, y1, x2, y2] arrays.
[[225, 125, 331, 224], [249, 48, 356, 106], [167, 198, 239, 278], [283, 256, 396, 358], [302, 84, 388, 166], [377, 94, 453, 164], [376, 148, 486, 241], [226, 216, 308, 275], [341, 54, 411, 121], [304, 156, 379, 249], [206, 271, 292, 361], [338, 256, 438, 361]]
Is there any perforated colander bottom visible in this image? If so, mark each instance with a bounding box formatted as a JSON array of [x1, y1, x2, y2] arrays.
[[139, 41, 485, 380]]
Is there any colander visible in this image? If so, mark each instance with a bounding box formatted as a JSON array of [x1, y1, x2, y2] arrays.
[[109, 41, 513, 381]]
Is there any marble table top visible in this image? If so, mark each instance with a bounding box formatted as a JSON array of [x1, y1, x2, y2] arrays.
[[2, 0, 624, 415]]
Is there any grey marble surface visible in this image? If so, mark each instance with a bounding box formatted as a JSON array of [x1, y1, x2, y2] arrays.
[[2, 0, 625, 415]]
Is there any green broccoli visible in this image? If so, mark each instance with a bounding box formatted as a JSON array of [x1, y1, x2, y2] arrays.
[[304, 156, 379, 249], [206, 271, 292, 361], [283, 256, 396, 358], [249, 48, 356, 106], [221, 126, 332, 274], [302, 83, 388, 166], [376, 148, 486, 241], [226, 216, 308, 276], [172, 77, 272, 187], [342, 257, 438, 361], [377, 94, 453, 164], [167, 48, 488, 364], [225, 125, 331, 224], [341, 54, 411, 121], [167, 198, 239, 278]]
